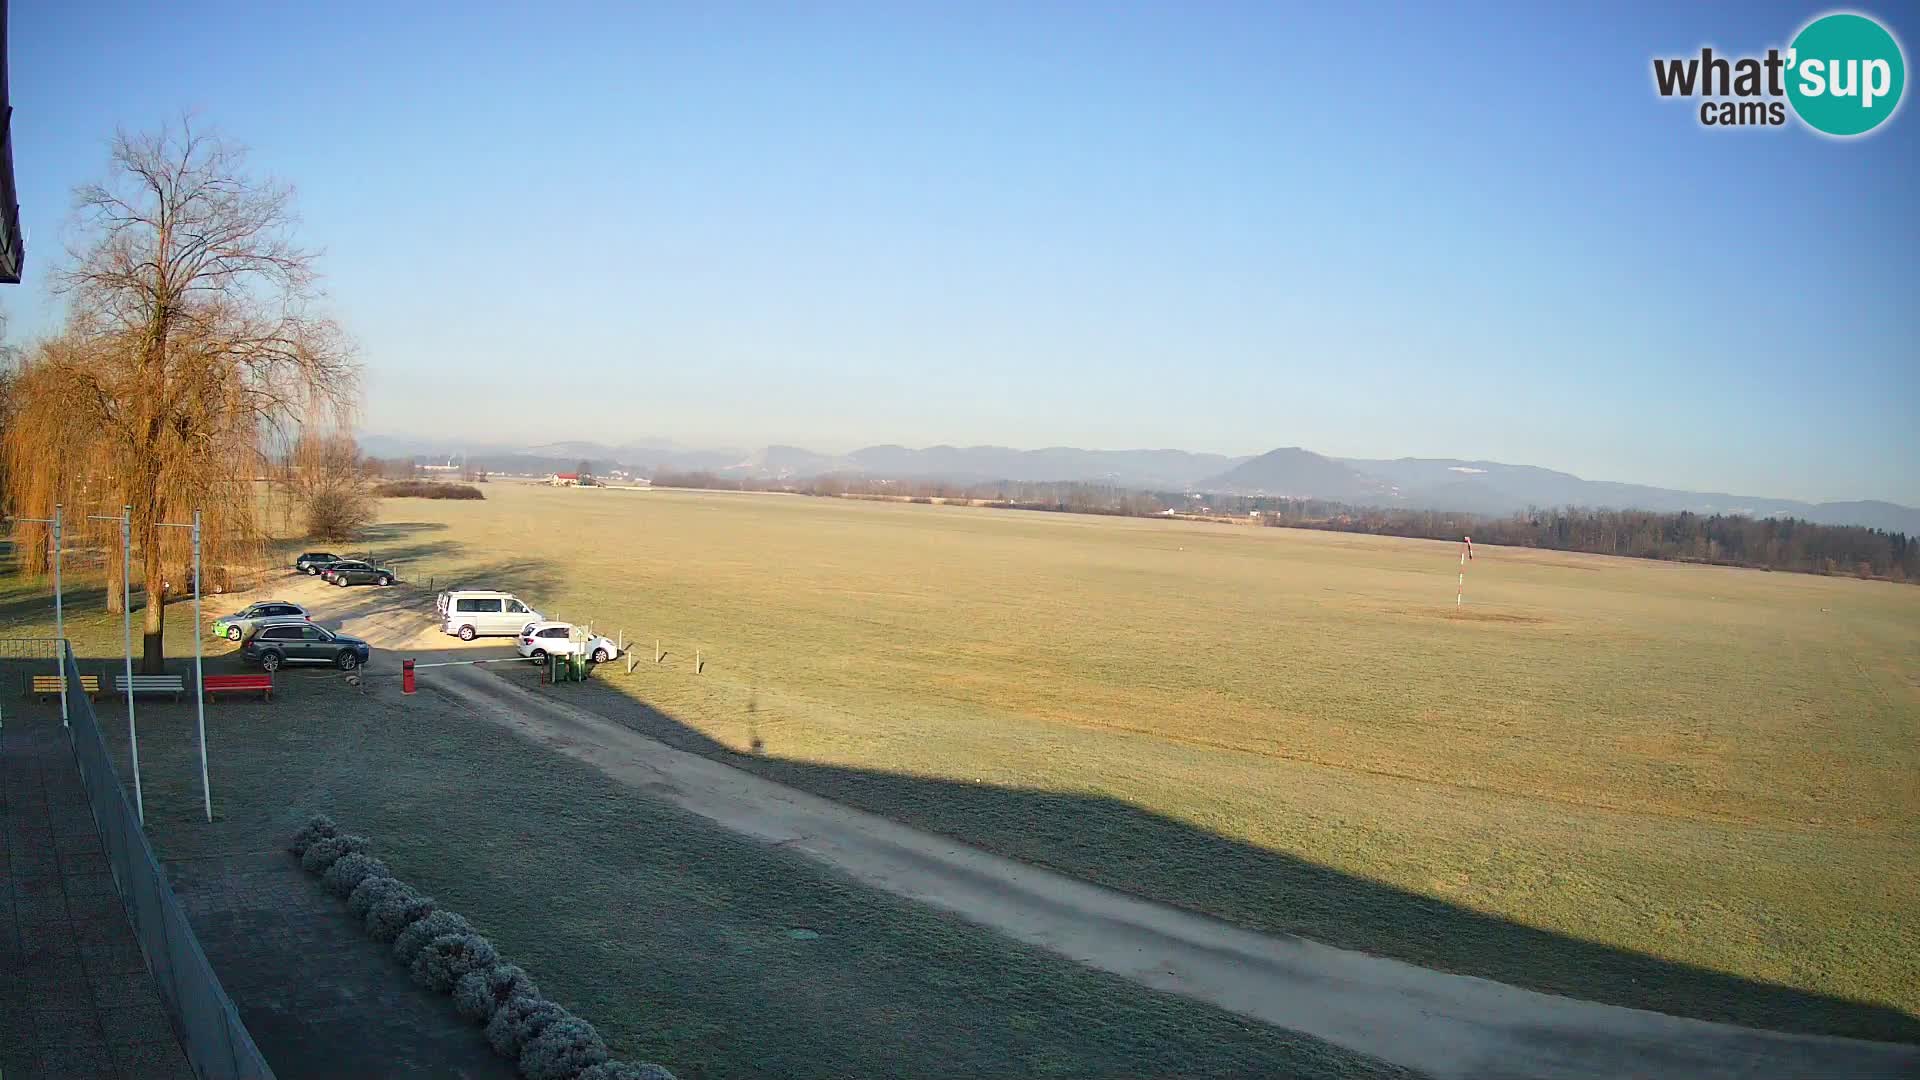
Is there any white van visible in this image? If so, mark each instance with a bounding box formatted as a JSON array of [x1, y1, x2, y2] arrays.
[[437, 590, 544, 640]]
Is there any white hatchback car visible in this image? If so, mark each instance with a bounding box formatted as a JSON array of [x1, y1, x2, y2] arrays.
[[516, 621, 619, 665]]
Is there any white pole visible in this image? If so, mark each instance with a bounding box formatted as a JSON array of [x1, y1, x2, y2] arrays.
[[124, 506, 143, 825], [53, 504, 66, 728], [192, 509, 210, 822], [91, 507, 143, 825]]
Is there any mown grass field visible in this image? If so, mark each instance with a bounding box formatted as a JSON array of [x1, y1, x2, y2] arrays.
[[361, 481, 1918, 1040], [6, 482, 1917, 1045], [2, 672, 1398, 1080]]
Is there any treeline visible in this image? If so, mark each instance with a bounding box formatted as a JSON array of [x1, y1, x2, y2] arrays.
[[1276, 506, 1919, 582], [649, 470, 1918, 583], [372, 481, 485, 500]]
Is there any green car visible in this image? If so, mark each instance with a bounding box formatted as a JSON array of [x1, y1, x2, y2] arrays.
[[210, 600, 311, 642]]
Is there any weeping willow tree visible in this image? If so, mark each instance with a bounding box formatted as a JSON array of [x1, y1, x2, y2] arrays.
[[3, 120, 356, 670]]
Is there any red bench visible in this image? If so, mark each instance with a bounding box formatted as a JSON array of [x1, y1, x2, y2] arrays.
[[204, 673, 274, 701]]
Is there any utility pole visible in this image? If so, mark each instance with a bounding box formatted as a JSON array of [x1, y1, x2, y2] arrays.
[[91, 506, 143, 824]]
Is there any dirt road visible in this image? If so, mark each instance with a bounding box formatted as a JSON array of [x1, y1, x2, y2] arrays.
[[275, 574, 1918, 1079]]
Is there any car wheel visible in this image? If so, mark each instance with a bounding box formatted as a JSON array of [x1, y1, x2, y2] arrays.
[[306, 566, 319, 575], [592, 648, 609, 663], [335, 576, 348, 586], [531, 650, 548, 666], [377, 575, 391, 586], [227, 626, 242, 641], [337, 652, 361, 671], [458, 625, 477, 641], [260, 651, 283, 672]]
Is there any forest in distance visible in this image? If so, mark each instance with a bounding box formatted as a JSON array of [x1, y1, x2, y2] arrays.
[[650, 471, 1920, 583]]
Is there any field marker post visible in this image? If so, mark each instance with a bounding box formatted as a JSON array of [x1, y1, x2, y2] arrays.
[[655, 639, 661, 664], [1457, 535, 1473, 610], [696, 649, 702, 674]]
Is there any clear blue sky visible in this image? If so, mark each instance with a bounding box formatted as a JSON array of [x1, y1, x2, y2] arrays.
[[6, 2, 1916, 503]]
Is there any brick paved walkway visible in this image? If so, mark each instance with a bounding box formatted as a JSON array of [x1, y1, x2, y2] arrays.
[[0, 711, 193, 1080]]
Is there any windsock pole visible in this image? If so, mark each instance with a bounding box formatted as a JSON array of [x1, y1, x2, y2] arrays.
[[1457, 535, 1473, 608]]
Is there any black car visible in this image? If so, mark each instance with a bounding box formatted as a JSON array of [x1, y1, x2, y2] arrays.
[[296, 552, 344, 574], [241, 621, 371, 672], [330, 562, 397, 587]]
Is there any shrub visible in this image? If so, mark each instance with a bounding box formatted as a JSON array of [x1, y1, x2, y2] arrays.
[[393, 909, 474, 965], [579, 1063, 677, 1080], [300, 834, 370, 874], [519, 1016, 609, 1080], [411, 933, 499, 993], [366, 888, 436, 943], [322, 853, 390, 898], [454, 964, 540, 1023], [347, 873, 406, 919], [372, 481, 485, 500], [486, 995, 568, 1060], [287, 815, 338, 856], [306, 486, 375, 540]]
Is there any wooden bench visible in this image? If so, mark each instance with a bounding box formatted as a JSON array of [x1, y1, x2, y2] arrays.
[[204, 674, 274, 701], [28, 674, 100, 701], [114, 674, 186, 702]]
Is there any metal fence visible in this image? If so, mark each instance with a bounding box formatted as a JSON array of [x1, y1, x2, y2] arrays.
[[59, 643, 276, 1080]]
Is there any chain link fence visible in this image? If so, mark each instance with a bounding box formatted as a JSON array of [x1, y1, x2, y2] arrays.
[[58, 643, 277, 1080]]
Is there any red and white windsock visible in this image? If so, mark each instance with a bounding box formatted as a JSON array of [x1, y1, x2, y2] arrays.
[[1457, 536, 1473, 607]]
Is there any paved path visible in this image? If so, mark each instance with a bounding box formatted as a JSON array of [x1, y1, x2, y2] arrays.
[[166, 850, 518, 1080], [290, 575, 1920, 1079], [0, 710, 193, 1080], [418, 665, 1919, 1080]]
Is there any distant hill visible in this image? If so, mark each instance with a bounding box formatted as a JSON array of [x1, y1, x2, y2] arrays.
[[1206, 448, 1384, 500], [356, 432, 1919, 533], [1337, 458, 1920, 534]]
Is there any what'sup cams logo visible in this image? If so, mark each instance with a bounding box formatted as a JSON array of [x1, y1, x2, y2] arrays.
[[1653, 11, 1906, 136]]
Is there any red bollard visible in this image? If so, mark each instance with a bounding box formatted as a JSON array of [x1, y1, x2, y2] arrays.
[[402, 658, 416, 695]]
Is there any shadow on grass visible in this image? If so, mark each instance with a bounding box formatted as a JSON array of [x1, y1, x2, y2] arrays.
[[533, 670, 1920, 1047]]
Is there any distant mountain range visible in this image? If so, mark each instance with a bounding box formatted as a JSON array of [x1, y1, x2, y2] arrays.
[[358, 434, 1920, 534]]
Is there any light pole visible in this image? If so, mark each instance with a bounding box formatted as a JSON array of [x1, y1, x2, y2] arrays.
[[89, 506, 142, 825], [157, 509, 211, 822]]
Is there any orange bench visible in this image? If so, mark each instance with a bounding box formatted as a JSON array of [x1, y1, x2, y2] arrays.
[[204, 673, 274, 701]]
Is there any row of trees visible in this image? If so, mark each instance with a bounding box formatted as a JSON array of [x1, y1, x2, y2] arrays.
[[1277, 505, 1920, 581], [1, 121, 360, 670]]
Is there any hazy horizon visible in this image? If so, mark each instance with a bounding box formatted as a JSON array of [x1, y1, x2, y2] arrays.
[[7, 2, 1916, 505], [359, 428, 1920, 508]]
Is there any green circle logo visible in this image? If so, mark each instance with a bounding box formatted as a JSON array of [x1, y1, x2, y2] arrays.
[[1787, 13, 1906, 136]]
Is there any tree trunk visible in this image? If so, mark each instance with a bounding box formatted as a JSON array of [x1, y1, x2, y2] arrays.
[[141, 530, 166, 673], [106, 556, 125, 615]]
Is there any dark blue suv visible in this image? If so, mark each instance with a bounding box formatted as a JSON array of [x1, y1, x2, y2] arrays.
[[242, 621, 372, 672]]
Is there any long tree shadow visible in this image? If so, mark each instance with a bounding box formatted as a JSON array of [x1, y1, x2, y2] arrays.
[[533, 671, 1920, 1048]]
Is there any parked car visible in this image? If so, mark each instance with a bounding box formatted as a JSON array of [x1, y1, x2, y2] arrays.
[[517, 620, 618, 665], [320, 560, 372, 583], [295, 552, 342, 574], [438, 590, 543, 640], [330, 562, 397, 587], [211, 600, 310, 642], [241, 620, 371, 672]]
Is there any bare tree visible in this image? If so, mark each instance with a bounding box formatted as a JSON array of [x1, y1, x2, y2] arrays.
[[3, 120, 356, 670], [291, 431, 373, 540]]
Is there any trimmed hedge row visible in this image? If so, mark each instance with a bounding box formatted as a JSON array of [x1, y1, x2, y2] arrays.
[[290, 816, 674, 1080]]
